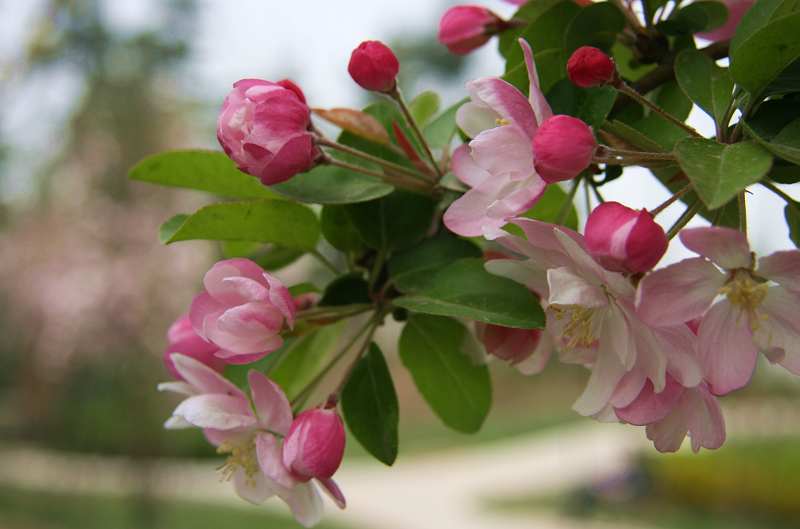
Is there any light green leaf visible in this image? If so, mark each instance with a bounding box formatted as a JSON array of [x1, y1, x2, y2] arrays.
[[424, 99, 466, 150], [129, 150, 278, 199], [393, 258, 545, 329], [399, 314, 491, 433], [730, 13, 800, 97], [522, 184, 579, 230], [674, 49, 734, 126], [674, 138, 773, 208], [166, 199, 320, 250], [341, 343, 399, 465], [159, 214, 189, 243], [220, 241, 305, 271], [409, 91, 441, 128], [272, 164, 394, 205], [269, 323, 344, 400]]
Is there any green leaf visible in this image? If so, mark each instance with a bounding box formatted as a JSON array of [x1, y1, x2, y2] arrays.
[[785, 202, 800, 247], [503, 48, 566, 95], [166, 199, 320, 250], [344, 191, 437, 252], [224, 349, 286, 388], [674, 138, 773, 208], [129, 150, 279, 199], [743, 100, 800, 165], [319, 273, 371, 307], [603, 120, 667, 152], [272, 164, 394, 205], [547, 80, 618, 128], [658, 1, 728, 34], [730, 0, 800, 57], [221, 241, 304, 271], [564, 1, 626, 54], [393, 258, 545, 329], [674, 50, 734, 126], [409, 91, 441, 128], [341, 343, 399, 465], [498, 0, 567, 56], [269, 323, 343, 400], [159, 214, 188, 243], [321, 206, 366, 252], [389, 233, 482, 293], [424, 99, 466, 150], [522, 184, 579, 230], [399, 314, 491, 433], [504, 0, 581, 66], [730, 13, 800, 97]]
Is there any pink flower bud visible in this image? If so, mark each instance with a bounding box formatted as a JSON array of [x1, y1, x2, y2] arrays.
[[438, 5, 503, 55], [163, 315, 226, 380], [282, 409, 346, 482], [347, 41, 400, 93], [476, 323, 542, 364], [584, 201, 668, 274], [217, 79, 318, 185], [532, 115, 596, 183], [567, 46, 616, 88]]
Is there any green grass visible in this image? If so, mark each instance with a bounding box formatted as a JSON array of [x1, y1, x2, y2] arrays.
[[0, 484, 362, 529]]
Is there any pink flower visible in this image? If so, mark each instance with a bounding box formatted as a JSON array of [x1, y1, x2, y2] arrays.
[[476, 322, 552, 375], [532, 115, 596, 183], [637, 226, 800, 395], [283, 409, 346, 482], [189, 258, 296, 364], [217, 78, 318, 185], [347, 41, 400, 93], [615, 375, 725, 452], [163, 314, 226, 380], [159, 354, 345, 527], [438, 5, 504, 55], [567, 46, 616, 88], [697, 0, 754, 42], [486, 218, 702, 417], [584, 202, 668, 274], [443, 39, 551, 239]]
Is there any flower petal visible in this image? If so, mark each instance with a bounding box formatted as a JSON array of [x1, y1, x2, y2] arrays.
[[281, 482, 324, 528], [172, 394, 255, 430], [615, 376, 685, 426], [757, 250, 800, 294], [232, 468, 276, 505], [519, 38, 552, 126], [456, 101, 501, 139], [451, 144, 491, 188], [547, 267, 607, 308], [317, 478, 346, 509], [754, 286, 800, 375], [466, 77, 537, 138], [170, 353, 245, 398], [679, 227, 752, 269], [469, 125, 534, 179], [255, 432, 296, 489], [572, 342, 627, 416], [698, 300, 758, 395], [686, 384, 726, 452], [249, 370, 293, 434]]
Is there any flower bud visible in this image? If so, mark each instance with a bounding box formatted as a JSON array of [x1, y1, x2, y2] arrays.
[[347, 41, 399, 93], [567, 46, 616, 88], [438, 5, 503, 55], [217, 79, 318, 185], [476, 323, 542, 364], [282, 409, 346, 482], [584, 201, 668, 274], [163, 315, 226, 380], [532, 115, 596, 183]]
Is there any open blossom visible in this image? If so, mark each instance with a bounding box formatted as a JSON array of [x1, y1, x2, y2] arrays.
[[163, 314, 226, 380], [637, 226, 800, 396], [486, 218, 701, 417], [476, 322, 552, 375], [347, 41, 399, 93], [443, 39, 552, 239], [438, 5, 504, 55], [189, 258, 296, 364], [159, 354, 345, 527], [697, 0, 755, 42], [283, 409, 346, 482], [217, 78, 318, 185], [584, 201, 668, 274]]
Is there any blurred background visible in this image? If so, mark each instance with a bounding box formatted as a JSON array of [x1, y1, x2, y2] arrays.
[[0, 1, 798, 528]]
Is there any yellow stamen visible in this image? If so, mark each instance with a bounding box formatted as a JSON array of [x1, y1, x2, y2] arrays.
[[720, 270, 768, 331], [495, 118, 511, 126], [551, 305, 597, 349], [217, 436, 260, 485]]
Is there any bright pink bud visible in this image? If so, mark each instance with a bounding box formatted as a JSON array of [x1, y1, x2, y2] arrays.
[[567, 46, 616, 88], [163, 315, 226, 380], [532, 115, 596, 183], [438, 5, 503, 55], [282, 409, 346, 482], [697, 0, 754, 42], [347, 41, 400, 93], [476, 323, 542, 364], [217, 79, 318, 185], [584, 201, 668, 274]]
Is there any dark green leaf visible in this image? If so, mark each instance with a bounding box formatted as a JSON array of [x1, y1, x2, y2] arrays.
[[399, 314, 491, 433], [409, 91, 441, 128], [342, 343, 399, 465], [674, 138, 773, 208], [730, 13, 800, 97], [785, 202, 800, 247], [389, 232, 482, 293], [393, 258, 545, 329], [730, 0, 800, 57], [221, 241, 305, 271], [321, 205, 366, 252], [166, 199, 320, 250], [658, 1, 728, 34], [564, 1, 626, 54], [547, 80, 618, 128], [498, 0, 566, 56], [129, 150, 279, 199], [344, 191, 437, 252], [319, 273, 371, 307], [674, 50, 734, 127], [272, 164, 394, 205]]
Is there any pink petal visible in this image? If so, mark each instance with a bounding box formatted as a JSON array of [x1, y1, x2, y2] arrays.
[[485, 259, 550, 297], [232, 468, 276, 505], [616, 376, 685, 426], [636, 257, 726, 326], [214, 349, 269, 364], [204, 259, 269, 305], [456, 101, 501, 139], [758, 250, 800, 294], [249, 370, 293, 434], [679, 227, 752, 269], [317, 478, 346, 509], [265, 273, 296, 328], [547, 266, 608, 308], [519, 38, 553, 126], [469, 125, 534, 179], [698, 300, 758, 395], [686, 384, 726, 452], [172, 394, 256, 430], [754, 287, 800, 375], [280, 482, 324, 528], [553, 229, 634, 297], [645, 401, 691, 453], [572, 342, 627, 416], [604, 301, 637, 369], [189, 292, 225, 341], [255, 432, 296, 489], [170, 353, 246, 398], [515, 331, 553, 375], [608, 368, 647, 409], [451, 144, 491, 188], [465, 77, 537, 138], [208, 303, 285, 354]]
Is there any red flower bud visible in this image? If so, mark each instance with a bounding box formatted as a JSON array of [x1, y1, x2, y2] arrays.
[[532, 115, 596, 183], [438, 5, 503, 55], [347, 41, 399, 93], [567, 46, 616, 88], [282, 409, 346, 482], [584, 201, 668, 274]]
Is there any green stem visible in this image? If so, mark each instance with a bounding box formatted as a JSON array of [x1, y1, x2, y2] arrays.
[[310, 250, 339, 274], [617, 83, 703, 137], [295, 303, 373, 322], [650, 184, 691, 217], [556, 178, 582, 225], [327, 318, 381, 404], [738, 191, 748, 236], [388, 86, 444, 181], [666, 199, 702, 240], [761, 180, 798, 205], [368, 248, 387, 293], [325, 157, 433, 195], [318, 137, 429, 182]]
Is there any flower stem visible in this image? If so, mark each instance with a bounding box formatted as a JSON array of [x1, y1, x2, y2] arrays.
[[594, 146, 676, 165], [556, 177, 582, 225], [388, 86, 444, 181], [295, 303, 373, 322], [761, 180, 798, 205], [738, 190, 748, 235], [666, 199, 702, 240], [650, 184, 691, 217], [317, 136, 429, 182], [324, 157, 433, 195], [616, 83, 703, 138], [310, 250, 340, 274], [326, 318, 382, 405]]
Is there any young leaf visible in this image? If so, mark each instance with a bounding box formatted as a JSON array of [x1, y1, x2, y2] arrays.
[[674, 138, 773, 209], [129, 150, 278, 199], [341, 343, 399, 465], [388, 233, 482, 293], [399, 314, 491, 433], [730, 13, 800, 97], [424, 99, 466, 149], [409, 91, 441, 128], [674, 49, 734, 126], [166, 199, 320, 250], [344, 191, 437, 252], [272, 164, 393, 205], [393, 258, 545, 329]]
